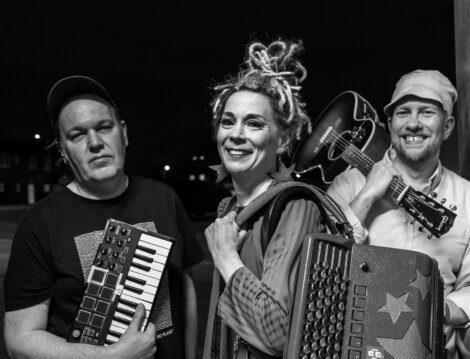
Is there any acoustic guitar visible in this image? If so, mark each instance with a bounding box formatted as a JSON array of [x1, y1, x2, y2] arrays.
[[292, 91, 456, 238]]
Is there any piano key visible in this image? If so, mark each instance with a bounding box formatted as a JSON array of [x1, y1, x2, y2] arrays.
[[131, 260, 151, 272], [119, 294, 153, 313], [115, 305, 135, 318], [134, 243, 169, 263], [135, 249, 169, 266], [124, 284, 144, 295], [136, 241, 170, 258], [139, 233, 172, 250], [118, 297, 138, 309], [132, 257, 164, 272], [133, 252, 154, 263], [122, 288, 155, 303], [108, 329, 122, 339], [126, 274, 146, 286], [136, 244, 156, 255], [109, 320, 128, 333], [113, 315, 131, 326], [128, 269, 160, 287]]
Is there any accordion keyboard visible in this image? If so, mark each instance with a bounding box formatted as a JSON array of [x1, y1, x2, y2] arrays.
[[285, 233, 445, 359]]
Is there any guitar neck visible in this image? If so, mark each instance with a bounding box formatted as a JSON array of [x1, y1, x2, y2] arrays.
[[342, 145, 407, 200]]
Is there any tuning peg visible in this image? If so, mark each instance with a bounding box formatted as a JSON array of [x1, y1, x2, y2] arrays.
[[430, 192, 437, 198], [450, 205, 457, 211], [440, 198, 447, 204], [418, 226, 424, 232]]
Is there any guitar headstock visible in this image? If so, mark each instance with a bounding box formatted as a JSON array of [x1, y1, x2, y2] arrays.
[[399, 189, 457, 239]]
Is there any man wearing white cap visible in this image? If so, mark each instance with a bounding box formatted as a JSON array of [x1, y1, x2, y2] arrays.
[[327, 69, 470, 357]]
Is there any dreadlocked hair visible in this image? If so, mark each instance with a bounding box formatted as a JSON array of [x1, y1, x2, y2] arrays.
[[211, 39, 311, 152]]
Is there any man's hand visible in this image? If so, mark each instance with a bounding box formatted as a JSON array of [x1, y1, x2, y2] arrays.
[[110, 304, 157, 359], [350, 160, 400, 224], [205, 211, 246, 282]]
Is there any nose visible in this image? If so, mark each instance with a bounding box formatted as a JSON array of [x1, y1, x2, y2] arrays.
[[229, 122, 245, 142], [87, 130, 104, 151], [406, 112, 423, 131]]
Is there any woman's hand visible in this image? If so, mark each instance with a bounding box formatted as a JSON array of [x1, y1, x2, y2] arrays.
[[205, 211, 246, 282]]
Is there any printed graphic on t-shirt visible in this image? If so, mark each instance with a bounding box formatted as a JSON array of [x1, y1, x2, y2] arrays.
[[74, 221, 173, 333]]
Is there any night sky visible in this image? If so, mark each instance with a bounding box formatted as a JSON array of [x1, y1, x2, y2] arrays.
[[0, 1, 456, 170]]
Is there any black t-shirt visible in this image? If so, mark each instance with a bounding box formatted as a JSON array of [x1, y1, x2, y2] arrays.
[[4, 176, 205, 358]]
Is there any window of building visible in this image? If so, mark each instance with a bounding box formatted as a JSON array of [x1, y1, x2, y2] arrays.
[[43, 183, 51, 193], [27, 156, 38, 169], [0, 153, 11, 168]]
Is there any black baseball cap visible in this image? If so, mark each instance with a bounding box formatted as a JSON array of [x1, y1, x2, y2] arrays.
[[47, 75, 117, 126]]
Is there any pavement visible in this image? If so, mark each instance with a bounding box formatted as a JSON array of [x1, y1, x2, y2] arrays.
[[0, 205, 214, 359]]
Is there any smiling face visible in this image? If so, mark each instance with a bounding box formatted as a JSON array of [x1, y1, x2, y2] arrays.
[[389, 98, 454, 164], [216, 90, 286, 183], [58, 98, 128, 188]]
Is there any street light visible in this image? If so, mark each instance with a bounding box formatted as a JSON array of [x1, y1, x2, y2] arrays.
[[162, 164, 170, 182], [34, 133, 41, 140]]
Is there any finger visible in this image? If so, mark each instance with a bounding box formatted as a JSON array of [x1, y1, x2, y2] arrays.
[[238, 230, 247, 240], [127, 303, 146, 332], [145, 322, 156, 336], [224, 211, 237, 221]]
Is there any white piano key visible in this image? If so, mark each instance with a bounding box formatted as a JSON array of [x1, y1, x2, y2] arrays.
[[109, 320, 127, 333], [105, 332, 120, 343], [139, 233, 172, 250], [122, 288, 155, 303]]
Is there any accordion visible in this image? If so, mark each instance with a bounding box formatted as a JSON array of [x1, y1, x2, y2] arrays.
[[285, 233, 445, 359], [67, 219, 174, 345]]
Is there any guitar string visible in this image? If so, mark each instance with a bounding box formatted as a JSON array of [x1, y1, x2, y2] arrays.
[[323, 129, 445, 234], [324, 129, 442, 210]]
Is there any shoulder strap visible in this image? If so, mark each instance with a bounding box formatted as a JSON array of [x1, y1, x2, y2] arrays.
[[256, 182, 353, 255]]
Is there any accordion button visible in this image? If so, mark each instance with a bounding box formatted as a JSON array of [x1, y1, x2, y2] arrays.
[[302, 344, 311, 354], [360, 263, 369, 272]]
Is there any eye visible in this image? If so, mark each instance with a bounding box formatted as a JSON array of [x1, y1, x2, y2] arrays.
[[245, 119, 266, 129], [394, 110, 408, 117], [219, 117, 235, 128], [421, 109, 436, 116], [68, 132, 85, 142], [98, 124, 113, 132]]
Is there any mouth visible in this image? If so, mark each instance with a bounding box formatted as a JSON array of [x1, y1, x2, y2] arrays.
[[225, 148, 252, 158], [90, 155, 112, 164], [401, 135, 427, 144]]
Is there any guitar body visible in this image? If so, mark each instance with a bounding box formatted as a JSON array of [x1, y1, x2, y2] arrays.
[[293, 91, 390, 185], [293, 91, 456, 238]]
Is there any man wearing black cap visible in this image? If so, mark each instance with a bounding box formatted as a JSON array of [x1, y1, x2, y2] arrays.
[[3, 76, 204, 358], [327, 70, 470, 357]]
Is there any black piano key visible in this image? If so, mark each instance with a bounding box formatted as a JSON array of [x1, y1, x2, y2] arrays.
[[118, 297, 138, 308], [108, 329, 122, 338], [105, 339, 114, 345], [136, 244, 157, 255], [133, 253, 154, 263], [116, 307, 135, 317], [131, 261, 151, 272], [113, 316, 131, 326], [124, 284, 144, 295], [126, 275, 147, 286]]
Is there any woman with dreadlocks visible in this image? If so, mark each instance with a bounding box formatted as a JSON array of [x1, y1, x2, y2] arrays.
[[203, 39, 324, 359]]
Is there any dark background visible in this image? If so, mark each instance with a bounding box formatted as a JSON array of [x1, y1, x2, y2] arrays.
[[0, 0, 458, 173]]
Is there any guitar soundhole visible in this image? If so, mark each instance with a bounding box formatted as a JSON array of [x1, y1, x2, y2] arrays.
[[327, 131, 353, 161]]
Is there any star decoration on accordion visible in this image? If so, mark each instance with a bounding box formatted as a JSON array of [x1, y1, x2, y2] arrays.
[[409, 268, 430, 300], [377, 320, 430, 359], [378, 292, 413, 323]]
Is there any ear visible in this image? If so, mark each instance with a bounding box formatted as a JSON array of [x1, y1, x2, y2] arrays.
[[121, 121, 129, 147], [276, 135, 289, 155], [443, 116, 455, 141], [57, 143, 70, 165]]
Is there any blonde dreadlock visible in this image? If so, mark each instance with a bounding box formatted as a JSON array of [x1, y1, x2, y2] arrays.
[[211, 39, 311, 152]]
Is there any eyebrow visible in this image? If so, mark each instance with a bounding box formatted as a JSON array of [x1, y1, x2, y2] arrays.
[[222, 111, 267, 120], [64, 118, 114, 133]]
